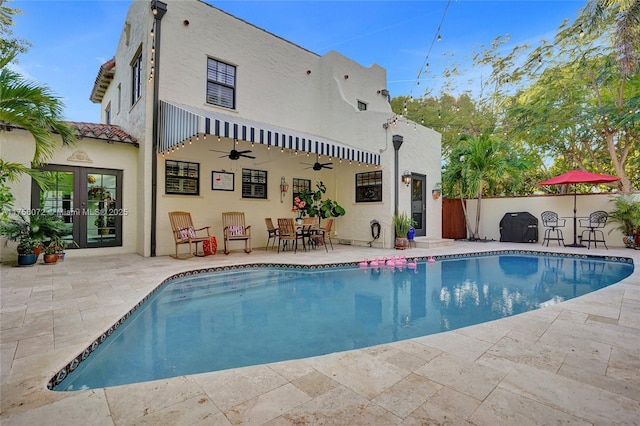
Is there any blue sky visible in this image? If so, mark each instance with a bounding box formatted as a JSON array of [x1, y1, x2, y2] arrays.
[[12, 0, 585, 123]]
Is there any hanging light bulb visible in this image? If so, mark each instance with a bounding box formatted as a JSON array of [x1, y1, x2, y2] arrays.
[[217, 136, 221, 142], [203, 134, 206, 140]]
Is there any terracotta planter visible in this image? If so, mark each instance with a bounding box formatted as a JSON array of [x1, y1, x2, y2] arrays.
[[395, 237, 409, 249], [43, 254, 58, 264]]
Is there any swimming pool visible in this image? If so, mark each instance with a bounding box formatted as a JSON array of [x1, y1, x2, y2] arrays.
[[51, 251, 633, 391]]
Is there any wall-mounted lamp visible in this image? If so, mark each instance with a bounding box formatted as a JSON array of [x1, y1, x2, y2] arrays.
[[432, 182, 442, 200], [401, 170, 412, 186], [280, 176, 289, 203]]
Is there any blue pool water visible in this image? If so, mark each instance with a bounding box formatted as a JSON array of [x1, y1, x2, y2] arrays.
[[53, 253, 633, 391]]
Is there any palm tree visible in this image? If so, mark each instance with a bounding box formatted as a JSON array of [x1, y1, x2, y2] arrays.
[[0, 50, 75, 166], [443, 130, 531, 240], [0, 49, 75, 222]]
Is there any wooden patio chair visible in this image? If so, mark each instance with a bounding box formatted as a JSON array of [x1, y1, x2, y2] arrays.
[[168, 211, 211, 259], [222, 212, 252, 254], [264, 218, 278, 251], [318, 218, 334, 250], [277, 218, 304, 253]]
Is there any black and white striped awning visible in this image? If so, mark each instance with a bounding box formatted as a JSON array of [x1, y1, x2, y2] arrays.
[[158, 100, 380, 165]]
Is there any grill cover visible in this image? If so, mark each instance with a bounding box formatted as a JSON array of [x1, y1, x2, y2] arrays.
[[499, 212, 538, 243]]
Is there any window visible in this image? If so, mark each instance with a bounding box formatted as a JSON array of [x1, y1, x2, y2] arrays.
[[105, 103, 111, 124], [357, 100, 367, 111], [292, 178, 311, 205], [31, 166, 123, 248], [206, 58, 236, 109], [355, 171, 382, 202], [165, 160, 199, 195], [242, 169, 267, 199], [131, 50, 142, 105]]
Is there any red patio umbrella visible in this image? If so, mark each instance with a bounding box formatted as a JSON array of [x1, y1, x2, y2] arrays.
[[539, 170, 620, 247]]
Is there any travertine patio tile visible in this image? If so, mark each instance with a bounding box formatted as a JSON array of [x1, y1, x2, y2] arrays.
[[383, 348, 431, 372], [266, 359, 316, 382], [607, 347, 640, 387], [224, 383, 311, 425], [0, 309, 26, 330], [487, 335, 568, 373], [454, 321, 510, 344], [414, 352, 506, 400], [619, 298, 640, 329], [291, 370, 339, 398], [426, 386, 481, 419], [268, 385, 401, 425], [499, 364, 640, 424], [470, 387, 590, 426], [0, 321, 52, 344], [371, 373, 441, 419], [1, 389, 112, 426], [105, 375, 205, 423], [304, 349, 409, 400], [194, 365, 288, 411], [558, 363, 640, 402], [412, 331, 492, 361], [15, 333, 54, 359], [387, 339, 441, 362], [123, 394, 231, 426], [402, 402, 474, 425]]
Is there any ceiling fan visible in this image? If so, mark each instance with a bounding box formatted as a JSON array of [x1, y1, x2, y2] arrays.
[[302, 153, 333, 171], [210, 139, 255, 160]]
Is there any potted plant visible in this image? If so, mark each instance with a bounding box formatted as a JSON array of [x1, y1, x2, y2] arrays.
[[608, 195, 640, 248], [16, 237, 41, 266], [296, 181, 346, 225], [43, 239, 60, 264], [392, 211, 416, 249]]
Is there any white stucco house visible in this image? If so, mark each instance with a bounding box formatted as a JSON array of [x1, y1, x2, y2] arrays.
[[1, 0, 442, 260]]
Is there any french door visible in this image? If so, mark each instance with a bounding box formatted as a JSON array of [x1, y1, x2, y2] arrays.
[[32, 165, 123, 248]]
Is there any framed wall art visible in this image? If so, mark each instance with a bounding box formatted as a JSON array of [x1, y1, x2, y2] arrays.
[[212, 171, 234, 191]]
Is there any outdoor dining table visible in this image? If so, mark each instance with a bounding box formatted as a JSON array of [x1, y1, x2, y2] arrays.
[[295, 223, 319, 251], [561, 216, 589, 248]]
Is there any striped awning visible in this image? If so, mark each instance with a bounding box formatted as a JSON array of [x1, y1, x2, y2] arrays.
[[158, 100, 380, 165]]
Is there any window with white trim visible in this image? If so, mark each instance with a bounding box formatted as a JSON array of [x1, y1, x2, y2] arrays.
[[206, 58, 236, 109], [131, 50, 142, 105], [165, 160, 200, 195]]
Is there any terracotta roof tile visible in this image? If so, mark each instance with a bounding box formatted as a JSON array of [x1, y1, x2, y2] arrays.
[[89, 57, 116, 103], [67, 122, 139, 147]]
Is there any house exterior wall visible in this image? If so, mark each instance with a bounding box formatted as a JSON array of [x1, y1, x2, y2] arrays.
[[0, 129, 139, 261], [99, 0, 442, 256], [463, 193, 640, 248]]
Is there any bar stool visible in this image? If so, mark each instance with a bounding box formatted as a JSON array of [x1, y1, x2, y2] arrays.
[[579, 211, 609, 249]]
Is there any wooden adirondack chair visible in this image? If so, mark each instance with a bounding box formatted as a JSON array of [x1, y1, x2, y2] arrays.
[[168, 211, 211, 259], [222, 212, 252, 254]]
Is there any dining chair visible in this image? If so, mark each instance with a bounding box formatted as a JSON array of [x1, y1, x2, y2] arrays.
[[579, 210, 609, 249], [264, 218, 278, 251], [318, 218, 334, 250], [540, 211, 565, 247], [277, 218, 304, 253]]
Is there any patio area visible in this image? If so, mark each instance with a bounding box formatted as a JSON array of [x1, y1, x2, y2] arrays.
[[1, 241, 639, 425]]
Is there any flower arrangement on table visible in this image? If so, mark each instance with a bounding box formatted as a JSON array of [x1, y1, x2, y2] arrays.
[[292, 196, 308, 220]]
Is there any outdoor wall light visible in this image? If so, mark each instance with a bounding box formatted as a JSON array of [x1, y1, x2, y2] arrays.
[[280, 176, 289, 203], [401, 171, 412, 186]]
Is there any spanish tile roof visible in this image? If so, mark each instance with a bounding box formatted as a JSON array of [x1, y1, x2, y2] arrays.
[[89, 57, 116, 103], [67, 122, 139, 147]]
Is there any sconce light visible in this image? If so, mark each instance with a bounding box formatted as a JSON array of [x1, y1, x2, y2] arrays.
[[280, 176, 289, 203], [432, 183, 442, 200], [401, 170, 411, 186]]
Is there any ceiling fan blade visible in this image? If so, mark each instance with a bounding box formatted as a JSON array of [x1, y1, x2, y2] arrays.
[[210, 149, 228, 154], [322, 164, 333, 169], [237, 150, 253, 155], [240, 153, 256, 159]]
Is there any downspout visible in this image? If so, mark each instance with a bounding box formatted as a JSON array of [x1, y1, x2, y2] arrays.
[[392, 135, 403, 216], [150, 0, 167, 257]]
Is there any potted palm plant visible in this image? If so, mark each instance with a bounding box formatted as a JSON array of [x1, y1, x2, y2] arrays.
[[392, 211, 415, 249], [608, 195, 640, 248]]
